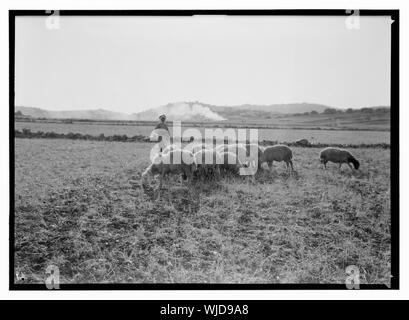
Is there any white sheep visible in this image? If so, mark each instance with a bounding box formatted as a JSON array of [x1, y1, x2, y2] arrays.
[[262, 145, 294, 171], [141, 149, 197, 191], [216, 143, 264, 174], [319, 147, 360, 170]]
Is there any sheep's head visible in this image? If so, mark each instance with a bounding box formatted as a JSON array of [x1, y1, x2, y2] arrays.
[[258, 151, 266, 163], [350, 157, 360, 170]]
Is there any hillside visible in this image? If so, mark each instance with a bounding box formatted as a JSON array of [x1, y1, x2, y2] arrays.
[[215, 102, 329, 114], [15, 102, 333, 122], [15, 106, 132, 121], [132, 102, 226, 121]]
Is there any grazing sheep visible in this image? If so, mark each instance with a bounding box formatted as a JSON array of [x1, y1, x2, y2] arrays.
[[193, 149, 222, 180], [141, 149, 196, 190], [319, 147, 360, 170], [216, 143, 264, 174], [262, 145, 294, 171], [218, 151, 244, 175]]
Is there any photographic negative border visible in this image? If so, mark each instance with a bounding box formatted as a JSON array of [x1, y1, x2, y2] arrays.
[[9, 9, 399, 290]]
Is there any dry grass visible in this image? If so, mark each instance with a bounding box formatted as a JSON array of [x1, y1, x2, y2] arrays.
[[14, 139, 391, 284]]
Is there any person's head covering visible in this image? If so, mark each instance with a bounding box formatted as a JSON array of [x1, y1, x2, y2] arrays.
[[159, 114, 166, 122]]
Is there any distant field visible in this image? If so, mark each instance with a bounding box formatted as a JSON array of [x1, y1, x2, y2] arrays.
[[16, 105, 391, 131], [226, 110, 391, 131], [15, 121, 390, 145], [15, 139, 391, 284]]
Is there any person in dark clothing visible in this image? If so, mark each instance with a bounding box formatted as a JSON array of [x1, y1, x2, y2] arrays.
[[155, 114, 170, 134]]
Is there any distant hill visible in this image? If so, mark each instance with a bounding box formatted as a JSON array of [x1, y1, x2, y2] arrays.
[[15, 110, 31, 119], [15, 106, 132, 121], [15, 102, 333, 122], [132, 102, 226, 121], [228, 102, 329, 114], [132, 102, 332, 121]]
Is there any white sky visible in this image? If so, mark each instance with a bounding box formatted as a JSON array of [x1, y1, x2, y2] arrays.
[[15, 15, 391, 113]]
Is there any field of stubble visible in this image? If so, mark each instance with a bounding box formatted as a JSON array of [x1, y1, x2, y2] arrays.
[[14, 139, 391, 284]]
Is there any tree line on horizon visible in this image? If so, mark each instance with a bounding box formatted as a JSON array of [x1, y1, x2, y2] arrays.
[[292, 106, 390, 117]]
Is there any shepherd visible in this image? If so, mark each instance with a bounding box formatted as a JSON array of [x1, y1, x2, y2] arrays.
[[149, 114, 171, 155], [155, 114, 170, 134]]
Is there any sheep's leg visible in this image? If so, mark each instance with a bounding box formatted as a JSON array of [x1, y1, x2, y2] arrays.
[[200, 166, 206, 182], [268, 161, 273, 172], [156, 174, 164, 200], [158, 171, 171, 200], [323, 161, 327, 169], [338, 163, 342, 171], [167, 177, 172, 203], [202, 167, 207, 182], [285, 161, 292, 174], [183, 167, 191, 185], [258, 160, 263, 171], [247, 174, 256, 184], [216, 165, 221, 179], [250, 160, 255, 172], [289, 160, 294, 172], [141, 169, 152, 188], [158, 172, 164, 190]]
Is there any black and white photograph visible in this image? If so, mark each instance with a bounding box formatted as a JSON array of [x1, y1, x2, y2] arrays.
[[10, 10, 398, 289]]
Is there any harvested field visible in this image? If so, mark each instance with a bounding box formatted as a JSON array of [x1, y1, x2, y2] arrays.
[[14, 139, 391, 284]]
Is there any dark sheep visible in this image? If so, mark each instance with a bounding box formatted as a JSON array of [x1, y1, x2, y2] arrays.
[[319, 147, 360, 170]]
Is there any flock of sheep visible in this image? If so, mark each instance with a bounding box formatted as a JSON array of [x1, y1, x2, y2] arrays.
[[141, 141, 360, 194]]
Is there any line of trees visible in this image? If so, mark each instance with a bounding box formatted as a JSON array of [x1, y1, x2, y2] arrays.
[[322, 107, 390, 114], [294, 107, 390, 116]]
